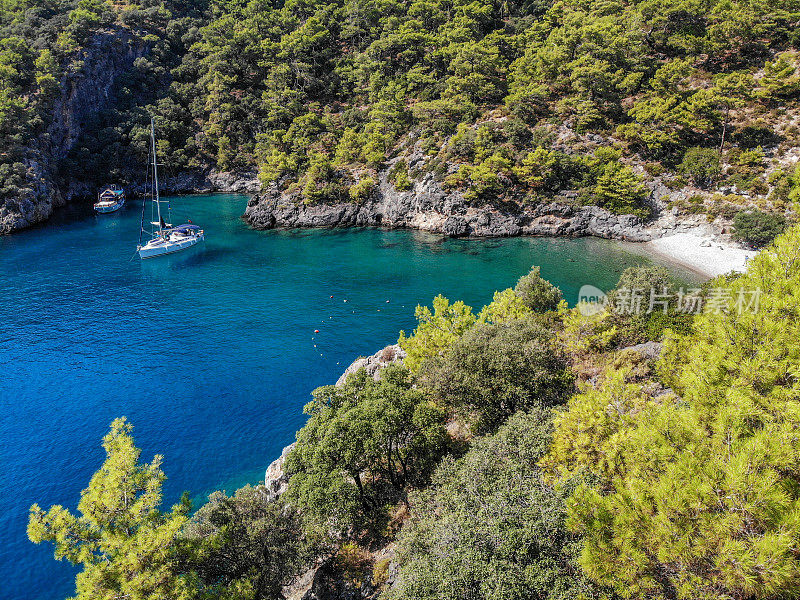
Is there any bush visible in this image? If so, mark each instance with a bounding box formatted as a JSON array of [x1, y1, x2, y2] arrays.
[[605, 266, 685, 345], [388, 160, 412, 191], [285, 366, 448, 535], [420, 318, 574, 432], [732, 209, 787, 247], [545, 226, 800, 600], [387, 410, 600, 600], [186, 487, 312, 599], [514, 265, 563, 312], [348, 175, 376, 201], [678, 147, 721, 188]]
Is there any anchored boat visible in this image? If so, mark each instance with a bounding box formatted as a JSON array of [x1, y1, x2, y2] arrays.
[[137, 117, 204, 259], [94, 185, 125, 213]]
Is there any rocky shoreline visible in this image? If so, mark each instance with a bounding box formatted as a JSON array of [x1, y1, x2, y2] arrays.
[[244, 166, 725, 243], [245, 172, 654, 241]]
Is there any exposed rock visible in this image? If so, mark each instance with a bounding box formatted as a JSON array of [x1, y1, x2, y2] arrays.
[[245, 172, 654, 241], [0, 27, 262, 234], [264, 442, 295, 502], [72, 168, 261, 200], [623, 341, 664, 361], [285, 544, 396, 600], [336, 344, 407, 386], [1, 29, 150, 234]]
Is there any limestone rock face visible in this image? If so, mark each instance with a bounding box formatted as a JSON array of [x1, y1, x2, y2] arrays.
[[244, 171, 653, 241], [0, 28, 262, 234], [264, 442, 295, 502], [335, 344, 407, 387], [0, 29, 149, 233]]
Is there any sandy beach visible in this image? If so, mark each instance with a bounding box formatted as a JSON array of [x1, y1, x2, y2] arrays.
[[645, 232, 759, 279]]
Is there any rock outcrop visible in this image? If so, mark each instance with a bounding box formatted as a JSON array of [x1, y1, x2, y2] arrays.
[[0, 27, 262, 235], [264, 442, 295, 502], [623, 341, 664, 361], [335, 344, 407, 386], [65, 168, 261, 202], [245, 170, 655, 241]]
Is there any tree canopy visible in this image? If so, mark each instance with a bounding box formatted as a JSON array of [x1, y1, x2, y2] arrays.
[[545, 225, 800, 600], [285, 365, 449, 535], [6, 0, 800, 222], [28, 418, 196, 600]]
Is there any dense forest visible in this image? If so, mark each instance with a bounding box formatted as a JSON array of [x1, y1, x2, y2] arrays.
[[2, 0, 800, 231]]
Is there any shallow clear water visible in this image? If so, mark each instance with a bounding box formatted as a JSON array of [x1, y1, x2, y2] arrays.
[[0, 194, 697, 600]]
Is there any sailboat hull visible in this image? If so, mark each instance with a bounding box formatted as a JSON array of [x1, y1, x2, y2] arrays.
[[138, 232, 204, 259]]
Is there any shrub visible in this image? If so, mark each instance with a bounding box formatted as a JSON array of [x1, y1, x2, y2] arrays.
[[186, 487, 312, 598], [285, 366, 448, 534], [387, 410, 599, 600], [398, 295, 476, 373], [514, 265, 563, 312], [372, 558, 391, 587], [678, 147, 721, 188], [420, 318, 574, 432], [348, 175, 376, 202], [732, 209, 787, 247], [545, 226, 800, 600], [388, 159, 412, 191]]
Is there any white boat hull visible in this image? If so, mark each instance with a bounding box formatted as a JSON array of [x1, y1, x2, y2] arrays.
[[94, 198, 125, 213], [138, 231, 204, 259]]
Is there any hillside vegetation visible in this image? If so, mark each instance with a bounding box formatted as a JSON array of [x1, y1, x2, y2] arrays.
[[2, 0, 800, 227]]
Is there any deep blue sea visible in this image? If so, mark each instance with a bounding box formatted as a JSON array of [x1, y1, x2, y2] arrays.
[[0, 194, 697, 600]]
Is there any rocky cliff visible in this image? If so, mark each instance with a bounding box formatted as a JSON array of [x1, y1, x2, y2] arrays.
[[244, 162, 719, 242], [0, 29, 150, 233], [0, 28, 261, 235]]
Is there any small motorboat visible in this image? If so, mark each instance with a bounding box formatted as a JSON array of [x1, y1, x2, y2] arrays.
[[94, 185, 125, 213]]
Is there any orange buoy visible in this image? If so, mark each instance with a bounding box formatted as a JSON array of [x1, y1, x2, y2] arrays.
[[314, 329, 320, 333]]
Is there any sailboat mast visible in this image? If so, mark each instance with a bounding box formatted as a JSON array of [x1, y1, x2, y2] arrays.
[[150, 117, 162, 231]]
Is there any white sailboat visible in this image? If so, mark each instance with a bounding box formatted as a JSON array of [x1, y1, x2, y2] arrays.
[[137, 117, 204, 259]]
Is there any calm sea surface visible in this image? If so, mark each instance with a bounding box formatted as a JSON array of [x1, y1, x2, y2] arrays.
[[0, 194, 697, 600]]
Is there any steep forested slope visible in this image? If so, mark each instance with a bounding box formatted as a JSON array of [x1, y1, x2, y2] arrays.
[[0, 0, 207, 230], [2, 0, 800, 233]]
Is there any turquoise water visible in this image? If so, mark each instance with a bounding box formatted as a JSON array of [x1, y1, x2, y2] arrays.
[[0, 194, 696, 600]]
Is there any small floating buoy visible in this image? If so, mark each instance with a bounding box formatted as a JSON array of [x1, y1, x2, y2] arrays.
[[314, 329, 320, 333], [386, 300, 390, 303], [344, 299, 348, 303], [330, 295, 333, 298]]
